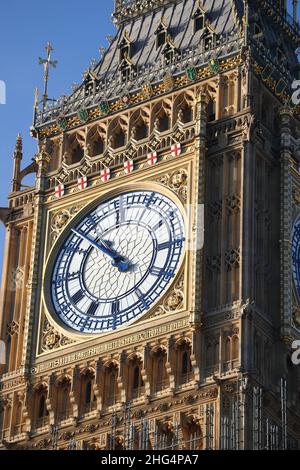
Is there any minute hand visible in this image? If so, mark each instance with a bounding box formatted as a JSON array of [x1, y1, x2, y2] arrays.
[[71, 228, 129, 272]]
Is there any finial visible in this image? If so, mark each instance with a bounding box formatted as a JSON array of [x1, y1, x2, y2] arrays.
[[38, 42, 58, 112], [99, 46, 106, 58], [12, 134, 23, 192], [31, 87, 39, 133], [292, 0, 298, 23], [14, 134, 22, 156]]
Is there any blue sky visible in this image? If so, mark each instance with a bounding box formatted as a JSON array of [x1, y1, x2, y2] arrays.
[[0, 0, 115, 275]]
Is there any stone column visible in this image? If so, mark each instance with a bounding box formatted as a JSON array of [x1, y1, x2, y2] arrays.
[[279, 106, 294, 344], [21, 146, 50, 371]]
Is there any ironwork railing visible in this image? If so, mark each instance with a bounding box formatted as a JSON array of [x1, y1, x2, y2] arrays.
[[35, 32, 243, 127], [265, 0, 300, 35]]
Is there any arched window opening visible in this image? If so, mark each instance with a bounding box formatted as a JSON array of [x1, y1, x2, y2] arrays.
[[155, 112, 170, 132], [183, 417, 203, 450], [232, 336, 239, 361], [182, 351, 188, 375], [130, 362, 144, 400], [153, 350, 168, 393], [85, 380, 92, 404], [178, 105, 193, 124], [13, 402, 23, 436], [194, 13, 205, 33], [38, 395, 47, 419], [109, 126, 126, 150], [103, 364, 119, 408], [57, 378, 72, 423], [207, 100, 216, 121], [177, 344, 192, 385], [133, 121, 148, 141], [157, 30, 166, 48], [133, 366, 140, 389], [71, 143, 84, 164], [91, 137, 104, 157], [225, 337, 231, 363]]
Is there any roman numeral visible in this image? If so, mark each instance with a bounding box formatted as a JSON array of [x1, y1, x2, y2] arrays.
[[71, 290, 84, 305], [111, 301, 120, 316], [85, 213, 100, 228], [111, 301, 120, 330], [150, 267, 175, 280], [145, 192, 157, 207], [65, 244, 87, 255], [152, 220, 164, 232], [157, 241, 172, 251], [157, 239, 184, 251], [135, 288, 151, 309], [86, 301, 98, 316], [115, 197, 125, 227]]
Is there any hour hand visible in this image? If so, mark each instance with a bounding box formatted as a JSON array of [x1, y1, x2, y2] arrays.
[[71, 228, 129, 272]]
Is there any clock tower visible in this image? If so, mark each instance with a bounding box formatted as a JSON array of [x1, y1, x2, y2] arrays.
[[1, 0, 300, 450]]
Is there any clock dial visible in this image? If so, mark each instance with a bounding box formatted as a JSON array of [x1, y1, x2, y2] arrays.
[[292, 218, 300, 299], [48, 190, 185, 334]]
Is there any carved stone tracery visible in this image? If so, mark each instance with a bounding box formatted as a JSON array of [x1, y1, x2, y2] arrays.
[[41, 318, 74, 353]]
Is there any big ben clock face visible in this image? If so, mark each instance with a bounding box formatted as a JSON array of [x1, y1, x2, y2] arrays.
[[46, 189, 185, 334], [292, 217, 300, 299]]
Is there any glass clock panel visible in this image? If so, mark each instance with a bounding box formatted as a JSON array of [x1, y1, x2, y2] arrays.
[[50, 190, 185, 334], [292, 218, 300, 299]]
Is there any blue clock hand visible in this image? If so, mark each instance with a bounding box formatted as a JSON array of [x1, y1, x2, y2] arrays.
[[71, 228, 129, 272]]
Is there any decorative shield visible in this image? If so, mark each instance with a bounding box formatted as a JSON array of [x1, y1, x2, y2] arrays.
[[99, 100, 109, 115], [78, 108, 89, 123], [275, 79, 287, 96], [261, 64, 273, 81], [57, 116, 67, 132], [186, 67, 197, 81], [209, 58, 220, 75], [163, 73, 175, 91]]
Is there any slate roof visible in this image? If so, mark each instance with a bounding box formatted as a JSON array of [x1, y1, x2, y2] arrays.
[[94, 0, 244, 81]]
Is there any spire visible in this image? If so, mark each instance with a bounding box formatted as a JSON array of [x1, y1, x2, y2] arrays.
[[293, 0, 298, 22], [38, 42, 58, 112], [12, 134, 23, 192]]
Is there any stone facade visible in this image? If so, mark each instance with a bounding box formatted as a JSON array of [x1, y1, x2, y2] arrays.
[[0, 0, 300, 450]]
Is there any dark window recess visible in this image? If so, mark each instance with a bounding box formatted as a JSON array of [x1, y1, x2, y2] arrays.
[[114, 130, 126, 149], [38, 395, 48, 418], [135, 122, 148, 140], [92, 138, 104, 156], [120, 45, 129, 61], [72, 144, 84, 164], [207, 101, 216, 122], [179, 106, 193, 123], [85, 381, 92, 404], [157, 31, 167, 48], [182, 351, 189, 374], [194, 15, 204, 32], [133, 366, 140, 389], [157, 113, 170, 132]]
